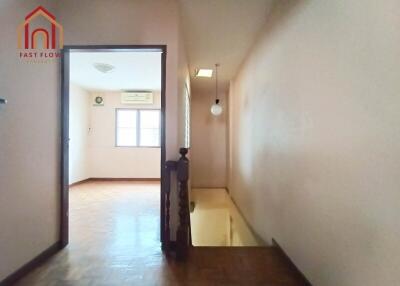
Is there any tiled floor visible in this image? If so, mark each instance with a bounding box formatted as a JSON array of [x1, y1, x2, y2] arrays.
[[14, 181, 308, 286]]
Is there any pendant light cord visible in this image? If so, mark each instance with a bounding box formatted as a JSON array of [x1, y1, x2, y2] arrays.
[[215, 63, 219, 104]]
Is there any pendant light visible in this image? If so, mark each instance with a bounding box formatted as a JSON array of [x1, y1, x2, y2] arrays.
[[210, 63, 223, 116]]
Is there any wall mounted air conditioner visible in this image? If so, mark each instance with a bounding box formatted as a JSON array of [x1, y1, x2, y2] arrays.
[[121, 91, 153, 105]]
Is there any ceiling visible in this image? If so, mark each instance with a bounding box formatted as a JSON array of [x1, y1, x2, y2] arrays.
[[179, 0, 273, 93], [70, 51, 162, 91]]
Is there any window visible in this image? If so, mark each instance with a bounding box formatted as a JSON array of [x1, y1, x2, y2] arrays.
[[116, 109, 160, 147]]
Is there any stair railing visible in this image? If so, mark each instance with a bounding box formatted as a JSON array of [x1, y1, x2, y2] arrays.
[[163, 160, 177, 254], [163, 148, 191, 260], [176, 148, 190, 260]]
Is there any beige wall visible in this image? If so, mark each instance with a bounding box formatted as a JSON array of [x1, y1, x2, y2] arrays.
[[0, 0, 187, 281], [0, 0, 60, 280], [229, 1, 400, 285], [177, 19, 191, 149], [88, 91, 161, 179], [69, 84, 90, 184], [191, 89, 227, 188]]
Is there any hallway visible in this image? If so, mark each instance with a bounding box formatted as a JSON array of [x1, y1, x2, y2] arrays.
[[1, 1, 400, 285], [13, 181, 307, 286]]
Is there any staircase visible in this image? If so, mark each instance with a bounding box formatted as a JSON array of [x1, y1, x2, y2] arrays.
[[163, 148, 311, 286]]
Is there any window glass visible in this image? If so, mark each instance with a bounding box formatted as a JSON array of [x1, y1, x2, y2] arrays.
[[115, 109, 160, 147], [140, 110, 160, 147], [116, 110, 137, 146]]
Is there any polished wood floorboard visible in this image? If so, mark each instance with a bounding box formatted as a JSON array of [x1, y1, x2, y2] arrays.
[[14, 181, 307, 286]]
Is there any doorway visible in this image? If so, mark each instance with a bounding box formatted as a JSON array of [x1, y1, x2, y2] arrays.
[[60, 46, 167, 249]]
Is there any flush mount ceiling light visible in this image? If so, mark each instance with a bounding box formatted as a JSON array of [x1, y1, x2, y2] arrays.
[[93, 63, 115, 73], [210, 63, 223, 116], [195, 68, 213, 78]]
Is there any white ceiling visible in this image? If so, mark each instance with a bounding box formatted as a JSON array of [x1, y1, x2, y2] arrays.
[[179, 0, 272, 93], [70, 51, 162, 91]]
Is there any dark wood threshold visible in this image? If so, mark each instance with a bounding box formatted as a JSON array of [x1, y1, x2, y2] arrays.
[[272, 238, 313, 286], [0, 241, 61, 286], [69, 177, 161, 187]]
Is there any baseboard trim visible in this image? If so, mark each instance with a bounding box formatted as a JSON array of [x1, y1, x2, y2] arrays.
[[191, 186, 227, 190], [69, 178, 91, 187], [0, 241, 61, 286], [69, 178, 161, 187], [90, 177, 160, 182], [272, 238, 312, 286]]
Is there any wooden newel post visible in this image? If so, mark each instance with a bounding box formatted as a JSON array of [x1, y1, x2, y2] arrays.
[[176, 147, 190, 261]]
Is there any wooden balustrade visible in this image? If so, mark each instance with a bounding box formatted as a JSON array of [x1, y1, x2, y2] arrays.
[[176, 148, 190, 260], [163, 160, 177, 254], [162, 148, 190, 260]]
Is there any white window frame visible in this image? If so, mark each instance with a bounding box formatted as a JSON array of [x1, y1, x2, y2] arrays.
[[115, 108, 161, 148]]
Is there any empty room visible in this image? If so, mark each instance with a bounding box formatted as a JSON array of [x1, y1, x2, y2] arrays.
[[67, 49, 163, 264]]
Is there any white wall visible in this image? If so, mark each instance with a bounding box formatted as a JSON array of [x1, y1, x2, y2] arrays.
[[88, 91, 161, 179], [229, 1, 400, 285], [0, 0, 59, 281], [69, 84, 90, 184]]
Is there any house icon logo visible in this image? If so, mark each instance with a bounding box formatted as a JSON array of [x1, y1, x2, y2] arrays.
[[17, 6, 63, 61]]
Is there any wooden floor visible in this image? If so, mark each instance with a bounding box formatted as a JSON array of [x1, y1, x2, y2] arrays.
[[14, 181, 308, 286]]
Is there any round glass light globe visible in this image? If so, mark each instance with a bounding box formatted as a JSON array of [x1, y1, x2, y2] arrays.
[[211, 103, 223, 116]]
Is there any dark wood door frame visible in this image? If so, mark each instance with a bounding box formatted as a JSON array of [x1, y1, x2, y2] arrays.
[[60, 45, 167, 248]]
